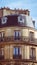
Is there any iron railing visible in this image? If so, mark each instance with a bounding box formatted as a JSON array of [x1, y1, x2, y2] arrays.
[[30, 56, 36, 60], [0, 36, 36, 43], [13, 55, 22, 59]]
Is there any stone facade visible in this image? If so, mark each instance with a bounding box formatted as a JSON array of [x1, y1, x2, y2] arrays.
[[0, 9, 37, 65], [0, 7, 30, 17]]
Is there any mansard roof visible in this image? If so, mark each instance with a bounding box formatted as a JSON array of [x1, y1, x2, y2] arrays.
[[0, 14, 34, 28]]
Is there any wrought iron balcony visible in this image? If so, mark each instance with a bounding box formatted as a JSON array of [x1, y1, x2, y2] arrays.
[[0, 36, 22, 42], [0, 55, 4, 60], [13, 55, 22, 59], [0, 36, 36, 43], [30, 56, 36, 60]]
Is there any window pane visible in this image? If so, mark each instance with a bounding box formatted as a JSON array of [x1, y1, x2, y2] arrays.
[[0, 48, 4, 60], [18, 32, 21, 36], [0, 32, 2, 37], [29, 32, 34, 41], [13, 47, 20, 55], [0, 48, 4, 56], [16, 48, 18, 55], [13, 48, 16, 55], [30, 47, 36, 59], [14, 31, 21, 40], [16, 32, 18, 37]]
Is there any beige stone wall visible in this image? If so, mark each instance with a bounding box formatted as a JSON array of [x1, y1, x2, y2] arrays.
[[35, 63, 37, 65], [1, 44, 37, 61], [22, 29, 29, 37], [34, 31, 37, 39], [21, 45, 30, 59], [25, 45, 30, 59], [21, 45, 37, 60], [4, 45, 30, 60], [4, 45, 10, 59], [5, 28, 13, 36], [21, 45, 25, 59], [3, 9, 11, 16], [29, 29, 34, 32], [28, 28, 37, 39], [3, 9, 16, 16], [36, 47, 37, 60], [4, 45, 13, 59], [0, 27, 37, 40], [0, 27, 22, 36], [9, 45, 13, 59]]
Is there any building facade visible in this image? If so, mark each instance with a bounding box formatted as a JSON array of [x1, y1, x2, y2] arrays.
[[0, 14, 37, 65], [0, 7, 30, 18]]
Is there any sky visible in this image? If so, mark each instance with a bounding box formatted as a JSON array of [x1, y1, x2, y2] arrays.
[[0, 0, 37, 28]]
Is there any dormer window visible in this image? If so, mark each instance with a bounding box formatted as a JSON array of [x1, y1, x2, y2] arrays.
[[18, 15, 24, 23], [1, 17, 8, 25], [19, 16, 22, 21]]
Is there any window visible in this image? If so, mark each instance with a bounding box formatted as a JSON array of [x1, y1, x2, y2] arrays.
[[13, 47, 20, 55], [20, 16, 22, 21], [14, 30, 21, 40], [29, 32, 34, 41], [0, 32, 5, 41], [1, 17, 7, 25], [30, 47, 36, 60], [0, 48, 4, 60], [0, 32, 5, 38], [18, 15, 24, 23], [13, 47, 21, 59]]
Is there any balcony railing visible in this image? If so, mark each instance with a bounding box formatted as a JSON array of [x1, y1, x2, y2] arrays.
[[0, 55, 4, 60], [30, 56, 36, 60], [0, 36, 37, 43], [13, 55, 22, 59]]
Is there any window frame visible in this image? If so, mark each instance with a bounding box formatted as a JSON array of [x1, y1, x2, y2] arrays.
[[13, 46, 20, 55], [14, 30, 21, 40], [29, 32, 34, 41], [30, 47, 36, 60]]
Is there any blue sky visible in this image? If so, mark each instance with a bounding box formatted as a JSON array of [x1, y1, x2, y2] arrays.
[[0, 0, 37, 28]]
